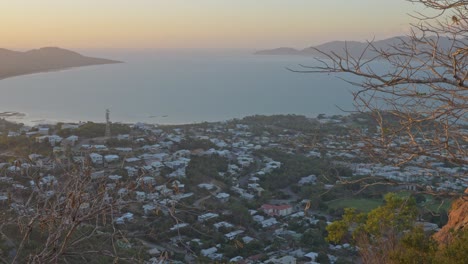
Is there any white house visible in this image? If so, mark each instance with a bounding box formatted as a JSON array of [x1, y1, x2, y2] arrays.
[[39, 175, 57, 186], [215, 192, 230, 203], [142, 204, 156, 215], [38, 127, 49, 135], [108, 175, 122, 181], [225, 230, 244, 240], [261, 218, 278, 228], [298, 175, 317, 185], [198, 183, 215, 190], [28, 154, 42, 161], [135, 191, 146, 201], [104, 154, 119, 163], [8, 131, 20, 137], [115, 147, 133, 153], [64, 135, 79, 145], [61, 123, 80, 130], [117, 134, 131, 140], [304, 252, 319, 262], [140, 176, 156, 186], [170, 223, 189, 231], [198, 212, 219, 222], [201, 247, 218, 257], [230, 256, 244, 263], [89, 153, 103, 165], [26, 131, 39, 137], [214, 221, 234, 230], [36, 135, 63, 146], [125, 166, 138, 177], [115, 212, 134, 224]]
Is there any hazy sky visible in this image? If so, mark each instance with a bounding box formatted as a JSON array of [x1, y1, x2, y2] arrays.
[[1, 0, 422, 49]]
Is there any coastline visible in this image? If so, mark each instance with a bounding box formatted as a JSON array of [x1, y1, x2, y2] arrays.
[[0, 61, 123, 81], [1, 112, 324, 127]]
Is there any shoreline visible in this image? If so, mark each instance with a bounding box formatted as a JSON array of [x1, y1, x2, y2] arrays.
[[0, 61, 123, 81], [1, 112, 327, 127]]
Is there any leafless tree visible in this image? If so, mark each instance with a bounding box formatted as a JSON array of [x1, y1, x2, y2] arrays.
[[0, 153, 202, 264], [0, 161, 147, 264], [294, 0, 467, 169], [293, 2, 468, 256]]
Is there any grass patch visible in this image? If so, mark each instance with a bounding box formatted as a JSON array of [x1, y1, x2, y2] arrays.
[[327, 198, 383, 213], [395, 191, 453, 212], [422, 197, 453, 213], [394, 191, 412, 198]]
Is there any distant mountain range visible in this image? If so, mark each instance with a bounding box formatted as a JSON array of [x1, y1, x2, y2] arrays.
[[0, 47, 121, 80], [255, 36, 457, 58]]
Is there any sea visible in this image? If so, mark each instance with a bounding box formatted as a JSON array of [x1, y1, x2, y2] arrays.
[[0, 49, 357, 126]]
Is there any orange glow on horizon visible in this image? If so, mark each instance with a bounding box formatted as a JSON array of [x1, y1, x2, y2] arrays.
[[1, 0, 417, 50]]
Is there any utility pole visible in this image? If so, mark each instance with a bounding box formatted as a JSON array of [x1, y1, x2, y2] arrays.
[[105, 109, 111, 138]]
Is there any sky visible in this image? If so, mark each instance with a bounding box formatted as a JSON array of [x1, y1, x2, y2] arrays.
[[1, 0, 424, 50]]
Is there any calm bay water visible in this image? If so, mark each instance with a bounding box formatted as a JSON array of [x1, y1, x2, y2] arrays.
[[0, 50, 355, 125]]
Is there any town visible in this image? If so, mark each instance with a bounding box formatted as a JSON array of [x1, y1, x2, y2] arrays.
[[0, 113, 466, 263]]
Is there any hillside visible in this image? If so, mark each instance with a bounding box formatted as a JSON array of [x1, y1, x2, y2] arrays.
[[0, 47, 121, 79], [255, 36, 457, 58]]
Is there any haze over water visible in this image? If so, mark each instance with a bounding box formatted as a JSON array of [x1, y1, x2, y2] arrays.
[[0, 50, 355, 125]]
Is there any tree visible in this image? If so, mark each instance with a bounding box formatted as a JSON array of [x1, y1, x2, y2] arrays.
[[0, 162, 146, 263], [295, 2, 467, 256], [389, 226, 438, 264], [326, 193, 420, 264], [293, 0, 467, 167], [434, 229, 468, 264], [328, 198, 468, 264]]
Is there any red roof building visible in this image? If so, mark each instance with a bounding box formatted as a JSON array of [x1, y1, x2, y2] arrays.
[[260, 204, 293, 216]]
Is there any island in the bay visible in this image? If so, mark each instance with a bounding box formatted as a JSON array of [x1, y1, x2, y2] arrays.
[[0, 47, 121, 80], [255, 36, 455, 58]]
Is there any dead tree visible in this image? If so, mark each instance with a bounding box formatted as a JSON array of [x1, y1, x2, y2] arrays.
[[293, 0, 467, 169], [0, 164, 143, 264]]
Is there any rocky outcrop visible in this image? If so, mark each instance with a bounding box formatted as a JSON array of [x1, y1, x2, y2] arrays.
[[433, 188, 468, 244]]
